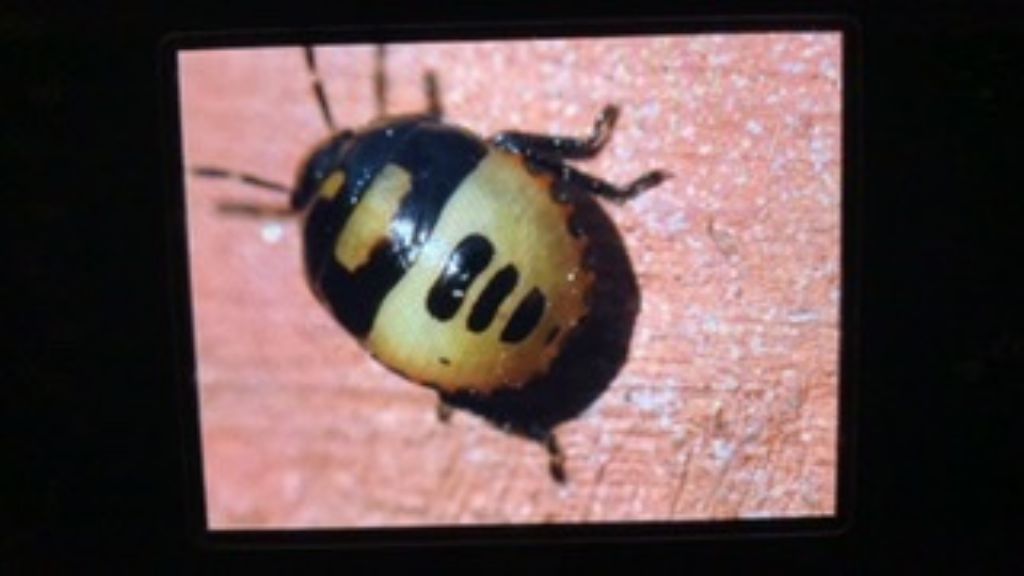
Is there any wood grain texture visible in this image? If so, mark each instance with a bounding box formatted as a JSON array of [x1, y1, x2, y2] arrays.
[[177, 33, 842, 528]]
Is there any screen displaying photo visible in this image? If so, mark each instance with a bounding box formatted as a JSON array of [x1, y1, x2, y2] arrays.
[[176, 32, 843, 530]]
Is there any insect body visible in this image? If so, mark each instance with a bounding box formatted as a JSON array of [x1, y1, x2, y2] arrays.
[[192, 45, 669, 482]]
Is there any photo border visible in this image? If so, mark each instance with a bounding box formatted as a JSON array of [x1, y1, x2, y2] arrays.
[[158, 14, 861, 551]]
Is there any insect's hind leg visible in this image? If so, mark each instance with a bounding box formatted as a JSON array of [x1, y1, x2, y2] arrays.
[[543, 432, 567, 484], [435, 396, 454, 423]]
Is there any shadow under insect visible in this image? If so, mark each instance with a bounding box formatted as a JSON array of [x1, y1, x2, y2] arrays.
[[438, 185, 640, 471]]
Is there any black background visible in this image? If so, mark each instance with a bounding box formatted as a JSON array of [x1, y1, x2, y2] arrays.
[[4, 2, 1021, 573]]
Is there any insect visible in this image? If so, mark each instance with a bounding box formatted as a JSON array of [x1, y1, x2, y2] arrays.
[[190, 45, 670, 482]]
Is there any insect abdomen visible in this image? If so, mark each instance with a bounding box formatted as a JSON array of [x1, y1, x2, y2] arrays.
[[305, 121, 593, 393]]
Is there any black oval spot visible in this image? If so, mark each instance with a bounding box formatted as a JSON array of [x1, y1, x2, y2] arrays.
[[467, 265, 519, 333], [427, 234, 494, 320], [501, 288, 547, 344]]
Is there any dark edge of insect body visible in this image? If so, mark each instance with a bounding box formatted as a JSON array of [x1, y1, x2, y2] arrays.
[[438, 182, 642, 482]]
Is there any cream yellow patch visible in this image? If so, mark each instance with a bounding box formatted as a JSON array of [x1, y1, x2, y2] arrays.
[[334, 164, 411, 272], [318, 170, 346, 200], [367, 150, 593, 394]]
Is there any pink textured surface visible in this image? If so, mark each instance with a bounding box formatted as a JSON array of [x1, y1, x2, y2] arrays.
[[178, 33, 842, 528]]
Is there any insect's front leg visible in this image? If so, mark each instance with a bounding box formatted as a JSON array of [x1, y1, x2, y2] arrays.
[[535, 157, 671, 205], [491, 104, 620, 162], [491, 104, 671, 203]]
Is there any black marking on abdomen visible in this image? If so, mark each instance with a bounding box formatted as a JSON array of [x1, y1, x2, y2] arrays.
[[467, 265, 519, 333], [301, 119, 486, 339], [389, 124, 488, 267], [501, 288, 547, 344], [315, 239, 406, 338], [427, 234, 494, 321]]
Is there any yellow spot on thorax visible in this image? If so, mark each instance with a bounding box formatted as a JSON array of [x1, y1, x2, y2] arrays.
[[318, 170, 347, 200], [335, 164, 412, 271]]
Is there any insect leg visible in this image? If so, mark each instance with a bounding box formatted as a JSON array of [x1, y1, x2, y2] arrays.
[[544, 432, 567, 484], [303, 46, 336, 132], [424, 70, 443, 119], [491, 104, 620, 161], [532, 156, 671, 204], [436, 397, 454, 423]]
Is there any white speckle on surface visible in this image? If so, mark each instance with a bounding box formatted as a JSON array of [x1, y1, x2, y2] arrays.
[[260, 222, 284, 244], [626, 387, 677, 413], [780, 61, 807, 75], [712, 439, 735, 461], [637, 100, 661, 120], [749, 335, 764, 354], [658, 412, 678, 431], [787, 309, 820, 324], [730, 73, 750, 89], [715, 376, 740, 391], [709, 52, 734, 66], [745, 119, 764, 135], [702, 315, 720, 334], [740, 507, 776, 520]]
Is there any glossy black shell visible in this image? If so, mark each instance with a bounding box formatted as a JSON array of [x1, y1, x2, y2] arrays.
[[296, 116, 492, 339]]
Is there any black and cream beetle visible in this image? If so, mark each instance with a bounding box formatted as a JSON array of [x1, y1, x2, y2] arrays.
[[191, 45, 670, 483]]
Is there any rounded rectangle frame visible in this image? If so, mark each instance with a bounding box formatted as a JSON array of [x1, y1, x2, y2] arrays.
[[160, 15, 860, 549]]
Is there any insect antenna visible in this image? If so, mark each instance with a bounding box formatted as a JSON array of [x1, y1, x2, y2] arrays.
[[190, 166, 297, 218], [374, 44, 388, 118], [304, 45, 337, 132], [192, 166, 291, 194]]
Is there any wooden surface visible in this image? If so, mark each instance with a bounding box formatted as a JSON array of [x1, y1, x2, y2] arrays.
[[177, 33, 842, 528]]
